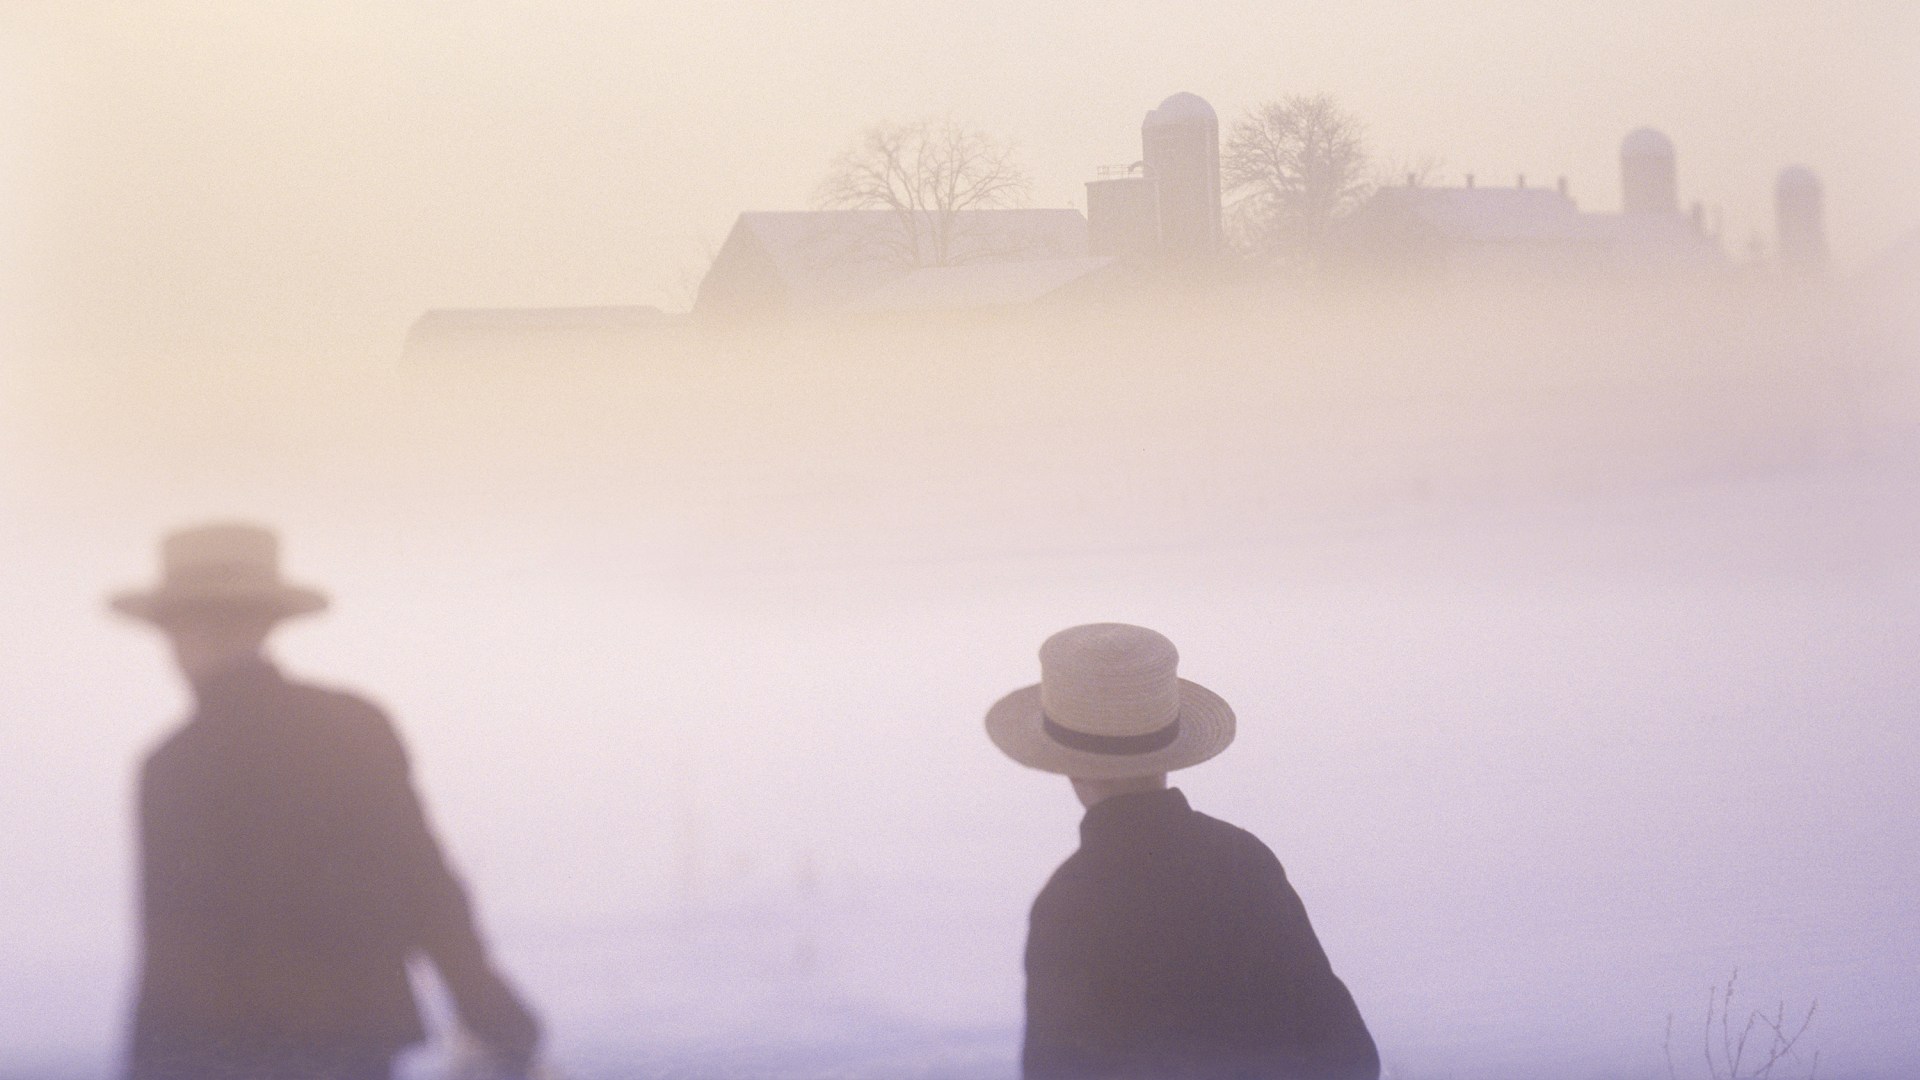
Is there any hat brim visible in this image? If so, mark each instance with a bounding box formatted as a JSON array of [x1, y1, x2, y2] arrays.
[[108, 584, 328, 625], [985, 678, 1236, 779]]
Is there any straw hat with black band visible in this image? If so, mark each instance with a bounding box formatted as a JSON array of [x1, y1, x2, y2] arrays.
[[985, 623, 1235, 780]]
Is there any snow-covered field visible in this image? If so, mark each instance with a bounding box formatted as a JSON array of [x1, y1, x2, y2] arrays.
[[3, 287, 1916, 1078]]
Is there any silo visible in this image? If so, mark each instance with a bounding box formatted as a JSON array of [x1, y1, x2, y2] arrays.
[[1775, 165, 1827, 274], [1620, 127, 1678, 215], [1142, 92, 1222, 260]]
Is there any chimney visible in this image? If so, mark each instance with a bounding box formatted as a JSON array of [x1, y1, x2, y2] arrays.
[[1406, 172, 1417, 187], [1690, 200, 1705, 234], [1557, 176, 1569, 197], [1465, 173, 1475, 189], [1517, 174, 1527, 189]]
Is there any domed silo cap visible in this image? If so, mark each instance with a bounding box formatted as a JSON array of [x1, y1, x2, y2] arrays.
[[1776, 165, 1821, 196], [1145, 92, 1218, 127], [1621, 127, 1675, 159]]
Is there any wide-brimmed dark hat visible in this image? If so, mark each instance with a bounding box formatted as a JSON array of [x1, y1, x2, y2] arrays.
[[985, 623, 1235, 780], [109, 522, 328, 625]]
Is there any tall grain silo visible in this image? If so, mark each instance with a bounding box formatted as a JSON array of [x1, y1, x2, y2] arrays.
[[1620, 127, 1678, 215], [1775, 165, 1827, 275], [1142, 92, 1222, 260]]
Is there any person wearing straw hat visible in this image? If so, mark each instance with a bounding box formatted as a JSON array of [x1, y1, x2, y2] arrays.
[[987, 623, 1378, 1080], [111, 522, 541, 1080]]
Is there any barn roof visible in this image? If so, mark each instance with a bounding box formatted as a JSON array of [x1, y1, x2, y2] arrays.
[[1369, 185, 1591, 244], [694, 209, 1091, 318], [402, 305, 681, 361], [1357, 184, 1725, 273]]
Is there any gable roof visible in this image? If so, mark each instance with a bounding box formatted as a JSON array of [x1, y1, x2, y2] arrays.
[[694, 209, 1090, 318], [1350, 184, 1725, 274], [1369, 186, 1592, 245]]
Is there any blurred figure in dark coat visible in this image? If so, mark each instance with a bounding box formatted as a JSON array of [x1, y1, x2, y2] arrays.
[[111, 523, 540, 1080], [986, 623, 1379, 1080]]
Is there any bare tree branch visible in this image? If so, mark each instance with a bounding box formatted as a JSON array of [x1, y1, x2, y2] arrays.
[[1221, 93, 1372, 267], [1685, 971, 1820, 1080], [815, 117, 1033, 268]]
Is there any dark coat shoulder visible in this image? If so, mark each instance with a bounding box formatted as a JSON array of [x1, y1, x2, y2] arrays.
[[1023, 788, 1378, 1080]]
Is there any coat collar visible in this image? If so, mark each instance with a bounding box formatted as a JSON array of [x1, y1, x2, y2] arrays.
[[1079, 786, 1191, 846], [189, 653, 285, 712]]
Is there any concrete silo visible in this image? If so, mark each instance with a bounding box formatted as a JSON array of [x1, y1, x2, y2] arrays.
[[1775, 165, 1827, 275], [1620, 127, 1678, 215], [1142, 92, 1222, 260]]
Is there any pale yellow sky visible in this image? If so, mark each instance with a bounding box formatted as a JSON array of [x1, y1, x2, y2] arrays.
[[5, 2, 1917, 354]]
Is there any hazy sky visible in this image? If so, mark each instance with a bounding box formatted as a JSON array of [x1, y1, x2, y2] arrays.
[[5, 2, 1918, 354]]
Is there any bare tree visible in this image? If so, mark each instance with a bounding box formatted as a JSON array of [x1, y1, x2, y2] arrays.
[[815, 117, 1032, 267], [1222, 94, 1372, 266]]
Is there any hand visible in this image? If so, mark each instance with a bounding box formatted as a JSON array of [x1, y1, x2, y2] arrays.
[[439, 1022, 549, 1076], [446, 1024, 545, 1080], [452, 969, 541, 1074]]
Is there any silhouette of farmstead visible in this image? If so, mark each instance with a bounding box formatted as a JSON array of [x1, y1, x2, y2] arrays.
[[690, 93, 1228, 321], [1334, 128, 1829, 281], [403, 97, 1846, 356]]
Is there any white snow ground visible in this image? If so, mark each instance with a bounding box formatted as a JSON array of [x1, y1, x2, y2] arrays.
[[3, 287, 1916, 1079]]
